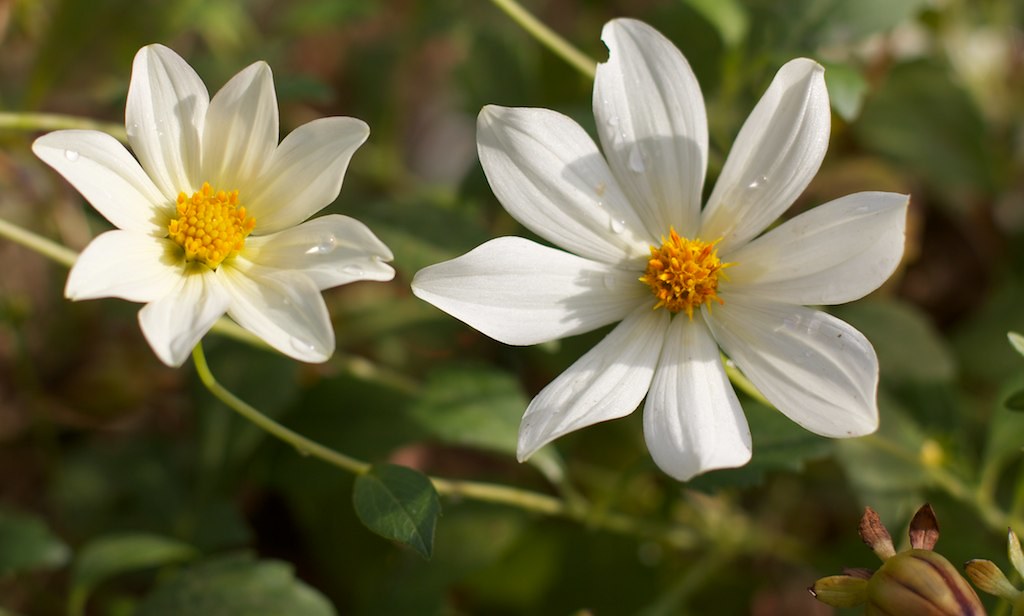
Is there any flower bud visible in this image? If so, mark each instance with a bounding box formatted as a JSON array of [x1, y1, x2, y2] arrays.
[[965, 529, 1024, 615], [867, 548, 984, 615], [811, 504, 985, 615]]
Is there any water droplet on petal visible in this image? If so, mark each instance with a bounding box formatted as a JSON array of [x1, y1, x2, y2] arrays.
[[305, 233, 337, 255], [289, 338, 316, 355], [609, 218, 626, 234], [747, 175, 768, 190], [64, 149, 79, 162], [628, 147, 646, 173], [607, 116, 620, 128], [342, 265, 365, 277]]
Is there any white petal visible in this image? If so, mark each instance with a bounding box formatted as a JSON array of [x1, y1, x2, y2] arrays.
[[66, 230, 183, 302], [243, 214, 394, 289], [202, 61, 278, 190], [705, 297, 879, 438], [701, 58, 831, 252], [724, 192, 909, 305], [219, 265, 334, 363], [642, 315, 751, 481], [33, 130, 170, 234], [411, 237, 649, 346], [247, 117, 369, 234], [517, 305, 668, 460], [126, 44, 208, 200], [594, 18, 708, 238], [477, 105, 650, 263], [138, 270, 229, 367]]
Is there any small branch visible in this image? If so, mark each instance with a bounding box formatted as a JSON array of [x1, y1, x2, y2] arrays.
[[192, 343, 371, 475], [191, 342, 712, 548], [488, 0, 597, 79], [0, 112, 127, 141], [0, 217, 78, 268]]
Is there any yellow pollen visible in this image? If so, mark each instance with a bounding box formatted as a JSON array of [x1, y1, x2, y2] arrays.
[[639, 228, 729, 318], [167, 182, 255, 269]]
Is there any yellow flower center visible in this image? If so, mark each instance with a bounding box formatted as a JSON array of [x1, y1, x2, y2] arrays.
[[639, 228, 728, 318], [167, 182, 255, 269]]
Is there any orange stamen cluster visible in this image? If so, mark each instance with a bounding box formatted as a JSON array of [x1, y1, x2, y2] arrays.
[[168, 182, 255, 269], [639, 228, 728, 318]]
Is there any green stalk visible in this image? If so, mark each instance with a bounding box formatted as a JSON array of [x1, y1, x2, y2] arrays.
[[488, 0, 597, 79]]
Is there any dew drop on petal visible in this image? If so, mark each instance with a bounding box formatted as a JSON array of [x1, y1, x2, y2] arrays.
[[342, 265, 365, 277], [289, 338, 316, 355], [305, 233, 337, 255], [628, 147, 646, 173], [747, 175, 768, 190], [609, 217, 626, 234], [64, 149, 80, 162]]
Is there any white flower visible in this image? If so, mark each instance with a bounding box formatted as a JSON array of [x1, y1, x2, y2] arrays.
[[412, 19, 909, 481], [34, 44, 394, 367]]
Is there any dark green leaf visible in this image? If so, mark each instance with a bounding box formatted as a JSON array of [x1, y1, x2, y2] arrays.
[[831, 298, 955, 383], [70, 533, 198, 610], [410, 365, 564, 481], [854, 60, 996, 208], [0, 507, 70, 575], [1006, 389, 1024, 411], [682, 0, 749, 47], [688, 400, 833, 490], [353, 464, 440, 559], [836, 393, 929, 519], [135, 554, 335, 616], [984, 377, 1024, 468], [822, 61, 868, 121]]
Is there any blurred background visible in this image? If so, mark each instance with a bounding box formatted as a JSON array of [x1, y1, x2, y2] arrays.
[[2, 0, 1024, 613]]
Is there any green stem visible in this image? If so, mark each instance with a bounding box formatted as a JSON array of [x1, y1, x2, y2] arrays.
[[0, 112, 127, 141], [488, 0, 597, 79], [0, 217, 78, 267], [0, 215, 303, 349], [191, 342, 714, 549], [192, 343, 370, 475], [863, 433, 1024, 533], [722, 355, 771, 406]]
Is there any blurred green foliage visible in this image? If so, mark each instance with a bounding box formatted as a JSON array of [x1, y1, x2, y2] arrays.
[[2, 0, 1024, 614]]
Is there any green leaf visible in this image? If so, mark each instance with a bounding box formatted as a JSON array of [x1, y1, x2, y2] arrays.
[[135, 554, 335, 616], [353, 464, 441, 559], [831, 298, 955, 383], [836, 393, 929, 519], [1006, 389, 1024, 411], [409, 365, 564, 482], [854, 60, 996, 208], [682, 0, 749, 47], [0, 507, 70, 575], [985, 377, 1024, 467], [688, 400, 833, 490], [823, 61, 868, 121], [745, 0, 929, 50], [70, 533, 199, 612]]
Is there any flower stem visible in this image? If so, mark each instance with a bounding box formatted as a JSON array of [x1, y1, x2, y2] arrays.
[[0, 217, 78, 267], [191, 343, 742, 550], [192, 343, 370, 475], [488, 0, 597, 79], [0, 112, 127, 141]]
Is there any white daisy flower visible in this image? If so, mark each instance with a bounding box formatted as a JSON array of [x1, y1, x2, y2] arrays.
[[34, 44, 394, 367], [412, 18, 908, 480]]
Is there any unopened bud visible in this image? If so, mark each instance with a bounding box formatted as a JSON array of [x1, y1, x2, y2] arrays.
[[867, 548, 984, 615], [965, 529, 1024, 615], [811, 504, 985, 614]]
